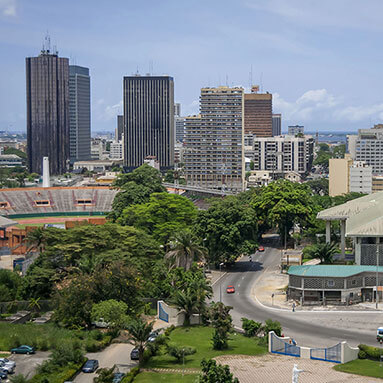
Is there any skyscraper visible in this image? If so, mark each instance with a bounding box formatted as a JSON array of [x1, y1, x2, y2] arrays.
[[244, 87, 272, 137], [69, 65, 91, 162], [272, 113, 281, 136], [116, 115, 123, 141], [123, 75, 174, 171], [26, 48, 69, 175], [184, 86, 244, 192]]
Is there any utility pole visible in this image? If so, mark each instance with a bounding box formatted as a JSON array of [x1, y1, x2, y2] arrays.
[[377, 243, 380, 310], [219, 262, 224, 302]]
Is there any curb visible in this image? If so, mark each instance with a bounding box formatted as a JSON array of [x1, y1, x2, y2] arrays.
[[211, 272, 227, 286]]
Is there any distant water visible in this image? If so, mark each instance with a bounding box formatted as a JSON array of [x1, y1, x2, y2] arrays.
[[304, 131, 357, 143]]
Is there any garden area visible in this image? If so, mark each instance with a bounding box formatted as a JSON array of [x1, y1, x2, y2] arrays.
[[334, 359, 383, 379]]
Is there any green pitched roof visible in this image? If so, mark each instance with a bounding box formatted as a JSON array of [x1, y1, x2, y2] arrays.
[[288, 265, 383, 278]]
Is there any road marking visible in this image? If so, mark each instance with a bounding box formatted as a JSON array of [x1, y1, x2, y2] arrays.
[[211, 272, 228, 286]]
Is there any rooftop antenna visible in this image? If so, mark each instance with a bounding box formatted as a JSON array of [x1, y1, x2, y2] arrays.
[[43, 31, 51, 53]]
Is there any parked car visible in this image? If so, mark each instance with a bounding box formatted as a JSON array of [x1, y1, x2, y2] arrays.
[[10, 345, 35, 354], [0, 369, 7, 380], [147, 331, 159, 343], [0, 359, 15, 374], [258, 246, 265, 252], [82, 359, 99, 373], [130, 348, 140, 360], [226, 285, 235, 294], [112, 372, 125, 382]]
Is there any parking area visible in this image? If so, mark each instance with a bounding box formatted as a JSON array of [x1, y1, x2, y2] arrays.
[[7, 351, 51, 379], [74, 343, 138, 383]]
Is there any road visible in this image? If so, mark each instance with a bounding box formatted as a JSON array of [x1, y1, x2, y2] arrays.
[[212, 244, 383, 348], [74, 343, 137, 383]]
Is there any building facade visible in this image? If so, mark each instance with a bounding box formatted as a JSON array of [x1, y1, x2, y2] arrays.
[[110, 140, 124, 160], [123, 75, 174, 171], [26, 50, 69, 175], [244, 135, 314, 177], [184, 86, 244, 192], [244, 91, 272, 137], [116, 115, 123, 141], [272, 113, 281, 136], [349, 161, 372, 194], [329, 156, 353, 196], [288, 125, 304, 136], [175, 116, 185, 142], [353, 125, 383, 174], [69, 65, 91, 163]]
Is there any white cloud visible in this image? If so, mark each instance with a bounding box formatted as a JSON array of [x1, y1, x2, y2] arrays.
[[335, 104, 383, 122], [0, 0, 16, 16], [183, 100, 199, 116], [273, 89, 340, 122]]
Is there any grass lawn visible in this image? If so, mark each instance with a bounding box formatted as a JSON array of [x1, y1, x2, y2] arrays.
[[145, 326, 267, 370], [135, 372, 199, 383], [0, 353, 10, 357], [334, 359, 383, 379]]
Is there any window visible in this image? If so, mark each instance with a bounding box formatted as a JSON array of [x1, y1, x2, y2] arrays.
[[34, 200, 50, 207], [327, 280, 335, 287], [76, 199, 93, 205], [352, 279, 356, 285], [0, 201, 10, 209]]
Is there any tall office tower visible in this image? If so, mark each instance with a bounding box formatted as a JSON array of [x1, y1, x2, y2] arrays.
[[26, 47, 69, 175], [272, 113, 281, 136], [116, 115, 123, 141], [244, 86, 272, 137], [288, 125, 304, 136], [174, 103, 181, 117], [69, 65, 91, 162], [184, 86, 244, 192], [123, 75, 174, 171]]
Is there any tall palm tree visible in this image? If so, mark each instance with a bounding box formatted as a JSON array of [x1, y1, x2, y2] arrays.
[[189, 278, 212, 324], [165, 230, 206, 271], [171, 289, 199, 326], [127, 318, 154, 363]]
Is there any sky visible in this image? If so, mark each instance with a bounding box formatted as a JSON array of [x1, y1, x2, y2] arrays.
[[1, 0, 383, 133]]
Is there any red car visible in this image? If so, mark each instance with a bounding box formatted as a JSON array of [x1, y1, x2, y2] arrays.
[[226, 285, 235, 294], [258, 246, 265, 252]]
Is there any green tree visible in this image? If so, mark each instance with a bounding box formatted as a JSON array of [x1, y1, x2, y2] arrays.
[[249, 160, 254, 170], [305, 178, 329, 196], [10, 374, 28, 383], [313, 151, 332, 169], [167, 344, 196, 363], [252, 180, 312, 248], [264, 319, 282, 337], [164, 169, 175, 183], [194, 196, 258, 265], [332, 144, 346, 158], [127, 318, 154, 363], [94, 367, 115, 383], [199, 359, 239, 383], [306, 242, 338, 264], [241, 318, 263, 337], [91, 299, 128, 329], [165, 230, 206, 271], [171, 289, 199, 326], [119, 193, 197, 244], [209, 302, 233, 350], [0, 269, 22, 301]]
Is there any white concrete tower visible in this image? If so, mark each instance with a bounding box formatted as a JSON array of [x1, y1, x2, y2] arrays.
[[42, 157, 51, 188]]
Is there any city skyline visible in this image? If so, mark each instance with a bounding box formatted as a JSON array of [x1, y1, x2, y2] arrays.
[[2, 1, 383, 133]]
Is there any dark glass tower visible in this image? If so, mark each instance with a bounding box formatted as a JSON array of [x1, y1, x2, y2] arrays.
[[69, 65, 91, 162], [26, 49, 69, 175], [123, 75, 174, 171]]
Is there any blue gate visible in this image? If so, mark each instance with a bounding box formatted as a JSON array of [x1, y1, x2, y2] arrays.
[[310, 343, 341, 363], [270, 332, 300, 357], [158, 302, 169, 323]]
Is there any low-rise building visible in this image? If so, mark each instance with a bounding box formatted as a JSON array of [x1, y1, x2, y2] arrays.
[[0, 154, 23, 167], [247, 170, 272, 187], [288, 125, 304, 136], [73, 160, 121, 172], [288, 265, 383, 304]]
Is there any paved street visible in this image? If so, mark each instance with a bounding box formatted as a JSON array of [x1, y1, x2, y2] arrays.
[[74, 343, 137, 383], [5, 351, 51, 379], [213, 243, 383, 348]]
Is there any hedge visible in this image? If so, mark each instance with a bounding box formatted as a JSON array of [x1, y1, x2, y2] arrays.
[[29, 360, 85, 383], [358, 344, 383, 361], [121, 367, 140, 383]]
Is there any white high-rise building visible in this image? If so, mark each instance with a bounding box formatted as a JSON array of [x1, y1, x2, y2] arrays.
[[349, 161, 372, 194]]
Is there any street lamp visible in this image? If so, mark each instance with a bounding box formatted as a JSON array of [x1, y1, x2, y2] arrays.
[[219, 262, 224, 303]]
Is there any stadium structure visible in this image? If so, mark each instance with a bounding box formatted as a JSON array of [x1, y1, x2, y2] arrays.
[[0, 186, 117, 217]]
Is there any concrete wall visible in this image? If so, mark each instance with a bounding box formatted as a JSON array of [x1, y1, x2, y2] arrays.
[[157, 300, 200, 326], [341, 341, 359, 363]]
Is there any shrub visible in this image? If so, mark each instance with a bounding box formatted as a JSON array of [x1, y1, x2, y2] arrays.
[[264, 319, 282, 338], [212, 329, 228, 350], [167, 344, 196, 363], [358, 344, 383, 361], [164, 324, 175, 337], [241, 318, 263, 337], [121, 367, 140, 383]]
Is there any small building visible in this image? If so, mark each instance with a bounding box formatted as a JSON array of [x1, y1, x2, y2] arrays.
[[284, 171, 301, 183], [73, 160, 121, 172], [247, 170, 272, 187], [288, 265, 383, 305], [0, 154, 23, 167]]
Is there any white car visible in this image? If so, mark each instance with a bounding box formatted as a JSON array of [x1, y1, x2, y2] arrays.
[[0, 358, 15, 374]]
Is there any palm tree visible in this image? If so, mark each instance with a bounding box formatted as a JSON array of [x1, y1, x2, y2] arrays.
[[127, 318, 154, 363], [28, 297, 41, 313], [312, 242, 338, 264], [189, 278, 212, 324], [165, 230, 206, 271], [171, 289, 199, 326]]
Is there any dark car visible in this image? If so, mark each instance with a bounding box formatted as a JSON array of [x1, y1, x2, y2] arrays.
[[10, 345, 35, 354], [82, 359, 99, 373], [226, 285, 235, 294], [113, 372, 125, 382], [0, 369, 7, 380], [130, 348, 140, 360]]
